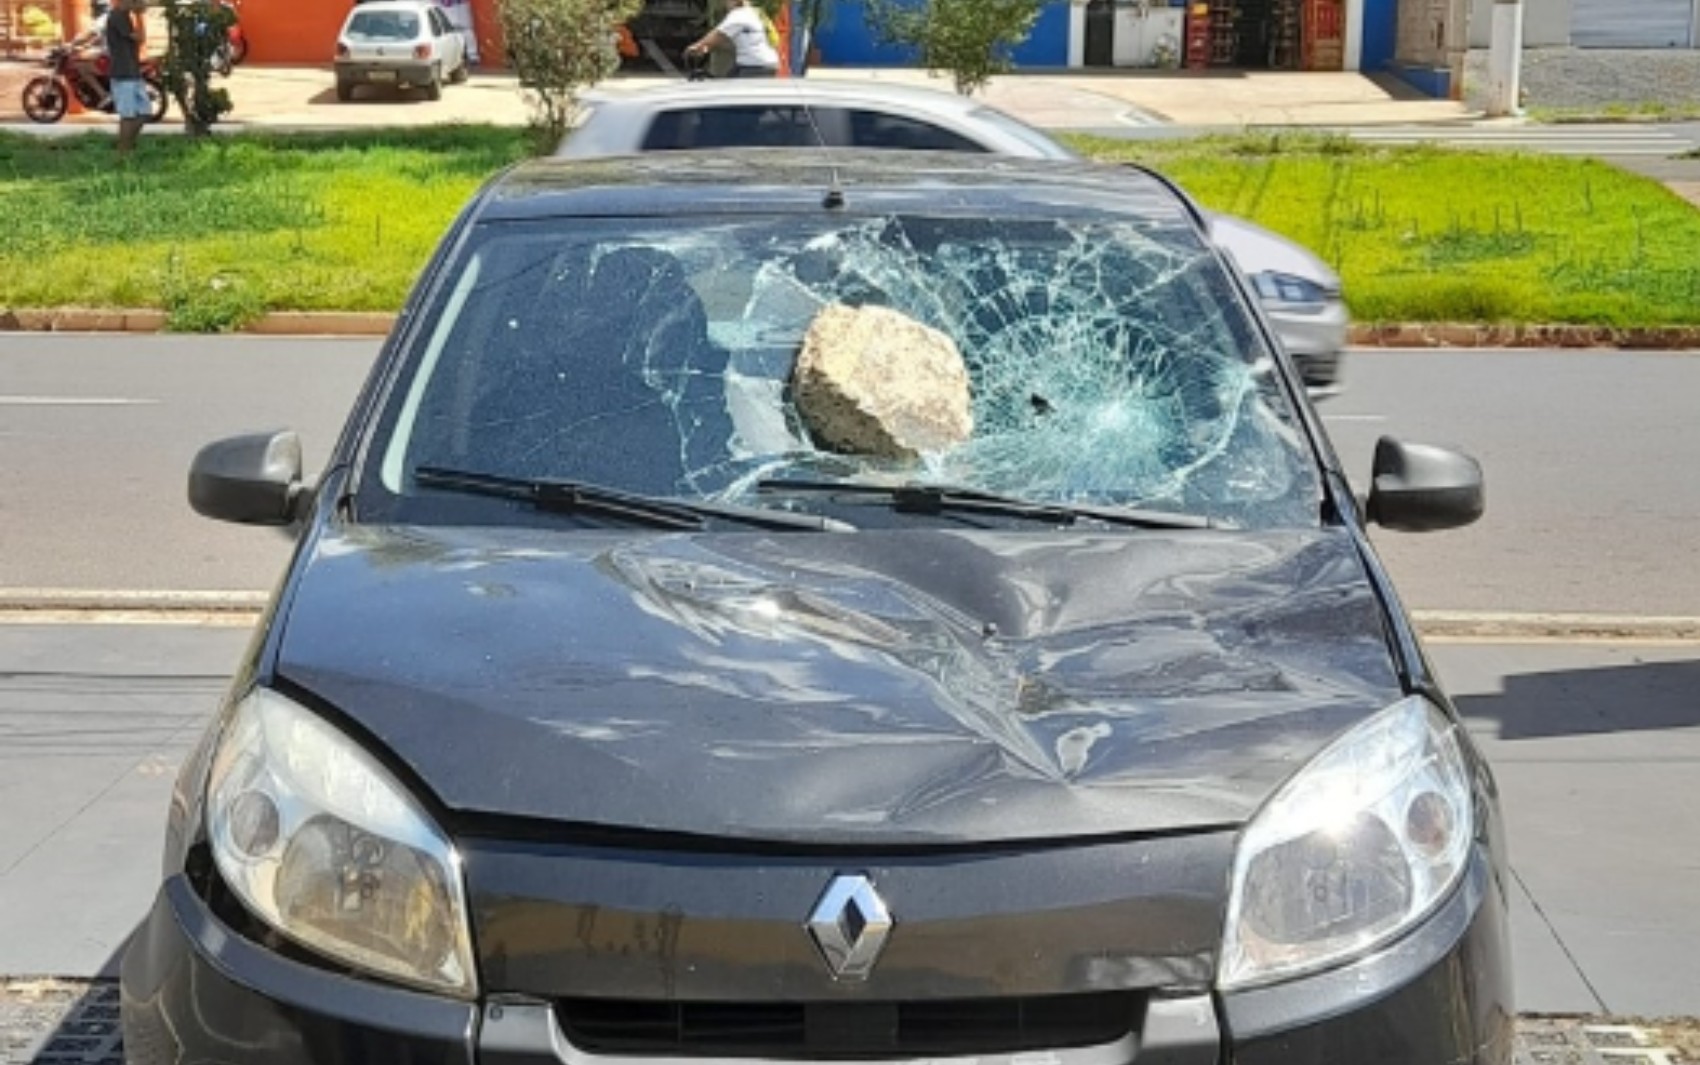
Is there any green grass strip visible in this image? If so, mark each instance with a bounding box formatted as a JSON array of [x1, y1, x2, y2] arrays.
[[3, 126, 1698, 330], [0, 127, 530, 331]]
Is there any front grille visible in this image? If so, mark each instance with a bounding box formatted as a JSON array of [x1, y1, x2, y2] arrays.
[[557, 993, 1141, 1058], [1298, 349, 1341, 387]]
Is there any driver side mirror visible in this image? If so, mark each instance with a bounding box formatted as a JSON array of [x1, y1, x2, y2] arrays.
[[1366, 437, 1484, 532], [188, 430, 308, 526]]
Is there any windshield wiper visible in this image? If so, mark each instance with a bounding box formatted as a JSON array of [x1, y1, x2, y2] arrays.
[[415, 467, 852, 532], [754, 478, 1216, 530]]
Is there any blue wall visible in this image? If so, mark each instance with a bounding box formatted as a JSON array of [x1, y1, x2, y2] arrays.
[[1361, 0, 1396, 70], [814, 0, 1071, 68]]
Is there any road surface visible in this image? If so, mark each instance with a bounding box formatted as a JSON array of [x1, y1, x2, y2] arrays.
[[3, 336, 1697, 616]]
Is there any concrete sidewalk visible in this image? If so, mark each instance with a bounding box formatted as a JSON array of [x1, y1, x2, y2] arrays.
[[1, 622, 1697, 1016], [0, 59, 1473, 132]]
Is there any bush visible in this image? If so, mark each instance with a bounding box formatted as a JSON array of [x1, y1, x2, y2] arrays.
[[865, 0, 1042, 96], [501, 0, 643, 149], [160, 0, 237, 134]]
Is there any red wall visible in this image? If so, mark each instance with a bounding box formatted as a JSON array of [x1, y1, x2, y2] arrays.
[[240, 0, 347, 64], [239, 0, 506, 65]]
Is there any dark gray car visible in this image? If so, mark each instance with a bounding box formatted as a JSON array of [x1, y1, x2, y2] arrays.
[[123, 151, 1506, 1065]]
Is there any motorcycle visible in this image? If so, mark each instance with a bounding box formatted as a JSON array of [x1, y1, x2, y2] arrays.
[[20, 44, 170, 124], [223, 0, 248, 67], [205, 0, 247, 75]]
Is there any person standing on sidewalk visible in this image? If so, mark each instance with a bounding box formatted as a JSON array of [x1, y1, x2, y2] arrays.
[[684, 0, 780, 78], [104, 0, 148, 157]]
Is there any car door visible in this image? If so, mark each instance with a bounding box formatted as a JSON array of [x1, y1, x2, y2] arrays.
[[428, 7, 459, 68], [842, 109, 994, 153]]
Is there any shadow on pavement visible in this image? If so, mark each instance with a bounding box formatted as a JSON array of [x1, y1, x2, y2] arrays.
[[316, 85, 439, 105], [1455, 656, 1700, 740]]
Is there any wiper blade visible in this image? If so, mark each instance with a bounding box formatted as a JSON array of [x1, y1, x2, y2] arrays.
[[754, 478, 1216, 530], [415, 467, 849, 532]]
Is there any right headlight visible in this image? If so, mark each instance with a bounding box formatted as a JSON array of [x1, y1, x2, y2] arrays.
[[1252, 271, 1334, 307], [1219, 696, 1473, 990], [205, 688, 477, 998]]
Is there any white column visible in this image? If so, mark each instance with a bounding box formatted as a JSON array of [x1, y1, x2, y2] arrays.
[[1069, 0, 1089, 67], [1345, 0, 1365, 68], [1485, 0, 1523, 115]]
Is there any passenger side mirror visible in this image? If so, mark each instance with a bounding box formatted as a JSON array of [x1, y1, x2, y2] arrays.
[[188, 430, 307, 526], [1366, 437, 1484, 532]]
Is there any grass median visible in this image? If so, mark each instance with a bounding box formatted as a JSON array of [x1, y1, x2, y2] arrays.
[[0, 127, 530, 331], [3, 127, 1698, 330], [1069, 132, 1700, 327]]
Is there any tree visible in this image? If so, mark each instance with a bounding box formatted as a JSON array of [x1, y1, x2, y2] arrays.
[[159, 0, 236, 135], [865, 0, 1041, 96], [502, 0, 643, 150]]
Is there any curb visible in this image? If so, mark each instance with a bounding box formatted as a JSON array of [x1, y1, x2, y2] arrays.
[[1412, 610, 1700, 641], [4, 591, 1699, 640], [1349, 323, 1700, 349], [0, 309, 395, 336], [4, 310, 1700, 348]]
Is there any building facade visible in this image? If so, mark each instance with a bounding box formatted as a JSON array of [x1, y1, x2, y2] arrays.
[[1468, 0, 1698, 47], [811, 0, 1400, 72]]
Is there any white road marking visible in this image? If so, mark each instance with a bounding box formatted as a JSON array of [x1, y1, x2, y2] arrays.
[[0, 396, 159, 406]]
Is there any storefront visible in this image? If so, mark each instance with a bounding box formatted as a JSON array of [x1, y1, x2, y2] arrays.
[[1072, 0, 1393, 70]]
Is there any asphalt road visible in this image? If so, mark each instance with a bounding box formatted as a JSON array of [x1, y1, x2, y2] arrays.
[[3, 335, 1697, 616]]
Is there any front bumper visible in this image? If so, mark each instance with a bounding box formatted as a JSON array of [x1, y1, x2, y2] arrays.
[[121, 851, 1511, 1065], [1265, 298, 1349, 395]]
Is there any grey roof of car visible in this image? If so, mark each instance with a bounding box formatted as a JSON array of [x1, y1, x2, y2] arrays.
[[481, 149, 1203, 226], [580, 79, 1003, 115]]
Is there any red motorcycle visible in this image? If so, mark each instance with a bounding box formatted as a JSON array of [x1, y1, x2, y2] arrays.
[[20, 45, 170, 124], [223, 0, 248, 67]]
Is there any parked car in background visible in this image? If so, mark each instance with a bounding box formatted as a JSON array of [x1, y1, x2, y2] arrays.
[[334, 0, 467, 102], [126, 150, 1503, 1065], [560, 81, 1349, 395]]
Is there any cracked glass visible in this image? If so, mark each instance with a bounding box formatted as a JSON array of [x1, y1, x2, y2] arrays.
[[370, 212, 1319, 529]]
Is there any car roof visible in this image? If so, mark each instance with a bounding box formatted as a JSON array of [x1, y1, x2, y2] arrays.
[[583, 79, 995, 116], [478, 150, 1201, 227]]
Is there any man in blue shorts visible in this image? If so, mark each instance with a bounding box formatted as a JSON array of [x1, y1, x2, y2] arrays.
[[104, 0, 147, 157]]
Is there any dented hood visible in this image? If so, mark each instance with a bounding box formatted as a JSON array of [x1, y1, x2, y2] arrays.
[[276, 524, 1403, 845]]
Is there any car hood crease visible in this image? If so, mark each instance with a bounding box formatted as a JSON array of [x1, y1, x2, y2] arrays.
[[276, 524, 1403, 846]]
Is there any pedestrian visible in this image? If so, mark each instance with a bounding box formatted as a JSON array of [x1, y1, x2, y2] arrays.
[[684, 0, 779, 79], [104, 0, 148, 157]]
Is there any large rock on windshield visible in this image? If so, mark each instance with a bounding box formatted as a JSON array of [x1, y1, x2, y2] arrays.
[[793, 304, 973, 460]]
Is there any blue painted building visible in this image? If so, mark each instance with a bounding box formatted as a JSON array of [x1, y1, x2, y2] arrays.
[[808, 0, 1411, 85], [811, 0, 1073, 68]]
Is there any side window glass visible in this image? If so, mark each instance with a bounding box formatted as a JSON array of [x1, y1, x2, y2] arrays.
[[847, 111, 991, 153], [641, 106, 825, 151]]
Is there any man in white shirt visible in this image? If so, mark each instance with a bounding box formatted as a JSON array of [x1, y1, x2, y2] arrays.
[[684, 0, 780, 78]]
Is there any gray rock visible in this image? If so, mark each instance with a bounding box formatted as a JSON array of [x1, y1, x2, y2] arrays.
[[793, 304, 974, 460]]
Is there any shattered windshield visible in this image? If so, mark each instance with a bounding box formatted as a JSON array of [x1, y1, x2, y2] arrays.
[[366, 213, 1319, 528]]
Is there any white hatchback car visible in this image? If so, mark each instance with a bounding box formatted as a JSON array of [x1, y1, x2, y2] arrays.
[[335, 0, 469, 102], [561, 81, 1348, 395]]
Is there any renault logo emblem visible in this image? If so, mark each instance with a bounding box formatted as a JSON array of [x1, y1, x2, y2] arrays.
[[806, 874, 893, 981]]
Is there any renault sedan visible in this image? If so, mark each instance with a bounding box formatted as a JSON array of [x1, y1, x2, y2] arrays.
[[123, 151, 1509, 1065]]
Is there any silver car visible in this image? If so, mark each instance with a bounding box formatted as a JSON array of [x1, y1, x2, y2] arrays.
[[560, 80, 1347, 395], [335, 0, 470, 102]]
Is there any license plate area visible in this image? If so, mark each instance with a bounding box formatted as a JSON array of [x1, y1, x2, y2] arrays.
[[367, 69, 397, 82]]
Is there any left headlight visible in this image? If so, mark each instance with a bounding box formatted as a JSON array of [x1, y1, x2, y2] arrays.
[[1252, 271, 1334, 306], [206, 688, 477, 998], [1219, 696, 1473, 990]]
